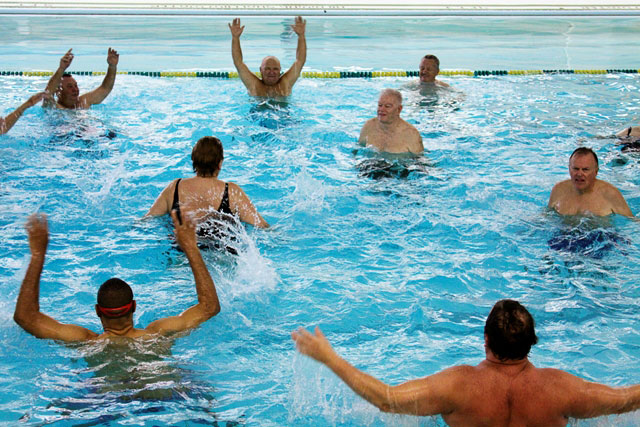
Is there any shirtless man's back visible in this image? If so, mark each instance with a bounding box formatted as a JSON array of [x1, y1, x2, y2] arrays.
[[293, 300, 640, 426]]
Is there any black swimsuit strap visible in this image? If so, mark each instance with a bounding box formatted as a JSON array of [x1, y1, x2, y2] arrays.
[[172, 178, 182, 224], [628, 127, 633, 137], [219, 182, 231, 214]]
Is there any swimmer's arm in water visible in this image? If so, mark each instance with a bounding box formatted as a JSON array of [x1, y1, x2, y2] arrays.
[[14, 213, 98, 342], [43, 49, 73, 107], [407, 128, 424, 155], [616, 126, 640, 139], [229, 18, 261, 94], [144, 179, 178, 218], [145, 211, 220, 335], [605, 185, 634, 217], [228, 182, 269, 228], [358, 120, 375, 146], [0, 92, 48, 135], [279, 16, 307, 89], [553, 369, 640, 418], [80, 48, 119, 107], [292, 326, 459, 416]]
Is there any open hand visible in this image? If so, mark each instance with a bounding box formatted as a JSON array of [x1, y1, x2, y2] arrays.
[[229, 18, 245, 38], [292, 326, 334, 364], [291, 16, 306, 36]]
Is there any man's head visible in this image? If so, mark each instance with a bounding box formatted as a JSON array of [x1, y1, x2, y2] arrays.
[[57, 73, 80, 107], [96, 278, 136, 320], [260, 56, 282, 86], [192, 136, 224, 177], [419, 55, 440, 83], [377, 89, 403, 124], [484, 299, 538, 361], [569, 147, 599, 193]]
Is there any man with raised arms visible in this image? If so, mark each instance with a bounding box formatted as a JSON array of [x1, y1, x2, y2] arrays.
[[14, 211, 220, 342], [548, 147, 633, 217], [44, 48, 119, 110], [1, 92, 48, 135], [359, 89, 423, 154], [229, 16, 306, 97], [292, 299, 640, 426]]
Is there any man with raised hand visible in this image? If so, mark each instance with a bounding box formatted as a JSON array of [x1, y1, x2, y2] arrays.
[[548, 147, 633, 217], [229, 16, 306, 97], [359, 88, 423, 154], [1, 92, 48, 135], [14, 211, 220, 342], [44, 47, 119, 110], [292, 299, 640, 426]]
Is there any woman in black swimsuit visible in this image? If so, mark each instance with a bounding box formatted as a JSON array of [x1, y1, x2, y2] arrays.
[[616, 126, 640, 152], [145, 136, 269, 229]]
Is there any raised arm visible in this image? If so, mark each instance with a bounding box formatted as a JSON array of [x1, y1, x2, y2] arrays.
[[80, 48, 119, 106], [146, 211, 220, 335], [14, 213, 97, 342], [229, 182, 269, 228], [280, 16, 307, 88], [43, 49, 73, 107], [292, 326, 457, 416], [229, 18, 261, 93], [0, 92, 48, 135]]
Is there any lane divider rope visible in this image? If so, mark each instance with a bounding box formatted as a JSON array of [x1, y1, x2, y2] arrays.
[[1, 69, 638, 78]]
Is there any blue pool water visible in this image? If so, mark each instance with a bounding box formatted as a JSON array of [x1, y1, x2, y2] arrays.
[[1, 15, 640, 427]]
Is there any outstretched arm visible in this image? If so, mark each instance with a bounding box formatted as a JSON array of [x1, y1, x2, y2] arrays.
[[14, 214, 97, 342], [280, 16, 307, 88], [146, 211, 220, 334], [229, 18, 261, 93], [292, 326, 457, 416], [557, 370, 640, 418], [0, 92, 48, 135], [80, 48, 119, 106], [43, 49, 73, 106]]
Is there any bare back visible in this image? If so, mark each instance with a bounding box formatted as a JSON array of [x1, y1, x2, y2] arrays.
[[440, 362, 574, 427]]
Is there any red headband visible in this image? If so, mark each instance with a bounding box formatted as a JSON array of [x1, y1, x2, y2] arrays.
[[97, 301, 134, 318]]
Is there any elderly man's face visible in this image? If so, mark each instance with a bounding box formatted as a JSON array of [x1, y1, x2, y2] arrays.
[[377, 94, 402, 124], [569, 153, 598, 192], [260, 57, 282, 86], [58, 76, 80, 104], [419, 58, 439, 83]]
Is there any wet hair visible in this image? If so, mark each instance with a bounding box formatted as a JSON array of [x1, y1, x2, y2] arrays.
[[97, 278, 133, 308], [191, 136, 224, 177], [484, 299, 538, 361], [380, 88, 402, 105], [422, 54, 440, 69], [569, 147, 599, 169]]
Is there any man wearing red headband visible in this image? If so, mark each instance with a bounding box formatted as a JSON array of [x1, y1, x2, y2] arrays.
[[14, 211, 220, 341]]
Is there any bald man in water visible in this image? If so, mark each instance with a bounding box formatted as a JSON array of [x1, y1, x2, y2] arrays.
[[229, 16, 307, 97], [548, 147, 633, 217], [14, 211, 220, 342], [358, 89, 423, 154], [293, 299, 640, 426]]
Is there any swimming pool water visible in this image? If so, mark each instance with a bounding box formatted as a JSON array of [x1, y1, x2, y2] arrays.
[[1, 15, 640, 427]]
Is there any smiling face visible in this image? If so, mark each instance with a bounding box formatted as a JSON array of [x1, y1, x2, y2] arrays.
[[377, 91, 402, 124], [58, 75, 80, 107], [569, 152, 598, 192], [260, 56, 282, 86], [419, 57, 439, 83]]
